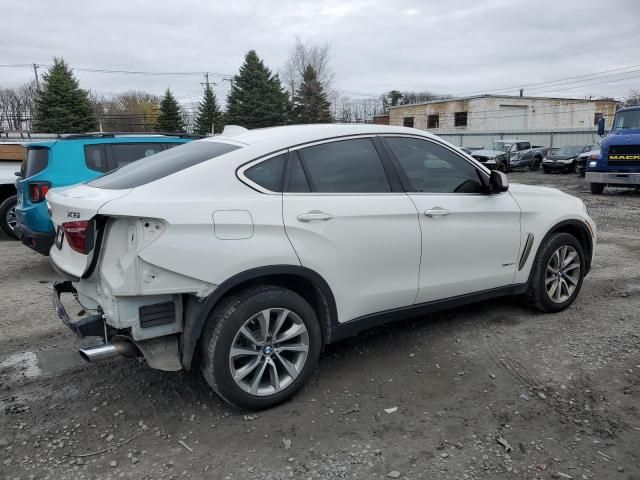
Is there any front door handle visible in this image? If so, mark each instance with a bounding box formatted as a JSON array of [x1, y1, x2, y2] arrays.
[[297, 211, 333, 222], [424, 207, 450, 218]]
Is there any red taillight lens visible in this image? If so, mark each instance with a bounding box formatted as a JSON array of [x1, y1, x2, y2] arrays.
[[62, 220, 94, 254], [28, 182, 51, 203]]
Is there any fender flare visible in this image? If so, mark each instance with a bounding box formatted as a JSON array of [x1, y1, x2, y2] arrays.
[[527, 218, 594, 282], [181, 265, 338, 370]]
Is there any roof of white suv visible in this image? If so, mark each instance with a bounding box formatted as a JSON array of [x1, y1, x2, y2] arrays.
[[210, 124, 436, 148]]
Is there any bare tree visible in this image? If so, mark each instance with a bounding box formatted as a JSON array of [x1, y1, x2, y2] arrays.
[[282, 36, 334, 99], [90, 91, 161, 132], [0, 82, 37, 131], [623, 89, 640, 107]]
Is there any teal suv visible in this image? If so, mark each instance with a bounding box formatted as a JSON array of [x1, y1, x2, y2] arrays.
[[15, 133, 197, 255]]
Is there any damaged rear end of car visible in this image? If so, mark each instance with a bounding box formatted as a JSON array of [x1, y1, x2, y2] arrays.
[[48, 139, 243, 372]]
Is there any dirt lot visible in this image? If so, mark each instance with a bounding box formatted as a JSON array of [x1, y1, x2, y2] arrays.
[[1, 171, 639, 480]]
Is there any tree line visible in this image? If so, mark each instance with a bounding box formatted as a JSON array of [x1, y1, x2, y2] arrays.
[[0, 47, 334, 134]]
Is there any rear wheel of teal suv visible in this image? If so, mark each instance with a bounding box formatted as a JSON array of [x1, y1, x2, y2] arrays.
[[15, 133, 198, 255]]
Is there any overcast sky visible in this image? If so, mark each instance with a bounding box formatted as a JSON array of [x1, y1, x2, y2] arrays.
[[2, 0, 639, 105]]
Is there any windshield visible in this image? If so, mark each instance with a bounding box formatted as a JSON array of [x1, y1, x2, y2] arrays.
[[553, 146, 585, 156], [612, 110, 640, 130], [490, 141, 512, 152]]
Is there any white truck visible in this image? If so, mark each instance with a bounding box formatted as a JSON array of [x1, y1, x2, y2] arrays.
[[0, 143, 25, 239]]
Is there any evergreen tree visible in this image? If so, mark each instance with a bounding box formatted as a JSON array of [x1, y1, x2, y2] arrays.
[[226, 50, 290, 128], [194, 82, 223, 135], [155, 88, 184, 132], [291, 65, 333, 124], [33, 58, 97, 133]]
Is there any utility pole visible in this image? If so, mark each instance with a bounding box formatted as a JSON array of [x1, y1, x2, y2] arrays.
[[33, 63, 40, 91]]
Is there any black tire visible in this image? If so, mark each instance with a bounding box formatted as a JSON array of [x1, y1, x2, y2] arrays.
[[573, 162, 580, 175], [0, 196, 18, 240], [525, 232, 585, 313], [543, 168, 550, 174], [497, 162, 508, 173], [201, 285, 321, 410], [529, 158, 541, 171], [590, 183, 605, 194]]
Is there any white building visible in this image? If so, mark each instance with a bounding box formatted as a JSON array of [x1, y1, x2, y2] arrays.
[[388, 94, 618, 132]]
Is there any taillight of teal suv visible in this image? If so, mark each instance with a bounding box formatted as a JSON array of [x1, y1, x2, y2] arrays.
[[15, 134, 197, 255]]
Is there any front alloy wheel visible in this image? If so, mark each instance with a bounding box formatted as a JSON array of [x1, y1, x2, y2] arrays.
[[202, 286, 321, 410], [544, 245, 581, 304], [525, 232, 585, 312]]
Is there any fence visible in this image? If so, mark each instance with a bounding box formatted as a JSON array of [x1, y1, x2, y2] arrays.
[[432, 128, 600, 149]]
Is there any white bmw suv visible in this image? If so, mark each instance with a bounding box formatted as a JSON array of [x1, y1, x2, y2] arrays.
[[48, 124, 596, 410]]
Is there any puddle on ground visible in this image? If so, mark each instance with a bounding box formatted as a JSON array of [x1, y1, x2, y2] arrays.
[[0, 349, 85, 382]]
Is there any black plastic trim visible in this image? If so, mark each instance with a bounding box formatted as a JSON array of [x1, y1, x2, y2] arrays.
[[52, 281, 104, 337], [518, 233, 534, 270], [329, 284, 528, 343], [534, 219, 594, 275]]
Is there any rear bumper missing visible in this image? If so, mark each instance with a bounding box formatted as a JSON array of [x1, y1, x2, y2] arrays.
[[53, 281, 105, 337]]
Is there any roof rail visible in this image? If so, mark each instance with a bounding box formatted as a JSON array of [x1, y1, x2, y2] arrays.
[[60, 132, 204, 140]]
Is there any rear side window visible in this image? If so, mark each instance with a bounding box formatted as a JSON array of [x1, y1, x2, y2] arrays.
[[298, 138, 391, 193], [84, 145, 108, 172], [244, 154, 285, 192], [89, 141, 241, 189], [22, 148, 49, 177], [110, 143, 164, 168]]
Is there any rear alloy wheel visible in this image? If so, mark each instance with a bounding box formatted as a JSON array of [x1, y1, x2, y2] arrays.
[[0, 195, 18, 240], [525, 232, 585, 312], [202, 286, 321, 410]]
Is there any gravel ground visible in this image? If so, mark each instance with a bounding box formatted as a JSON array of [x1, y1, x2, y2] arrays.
[[1, 171, 639, 480]]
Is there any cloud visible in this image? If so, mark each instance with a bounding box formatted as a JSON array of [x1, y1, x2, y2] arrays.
[[2, 0, 639, 102]]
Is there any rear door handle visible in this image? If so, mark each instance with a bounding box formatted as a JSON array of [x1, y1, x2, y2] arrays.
[[297, 211, 333, 222], [424, 207, 450, 218]]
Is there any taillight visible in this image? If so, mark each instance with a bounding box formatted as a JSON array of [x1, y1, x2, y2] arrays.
[[28, 182, 51, 203], [62, 220, 95, 254]]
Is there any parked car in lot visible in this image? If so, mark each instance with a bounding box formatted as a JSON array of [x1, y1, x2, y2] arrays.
[[576, 145, 601, 177], [48, 124, 596, 410], [0, 142, 27, 239], [542, 145, 594, 174], [470, 140, 547, 172], [15, 133, 196, 255]]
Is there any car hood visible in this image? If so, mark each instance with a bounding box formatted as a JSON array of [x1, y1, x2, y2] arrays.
[[579, 149, 600, 158], [471, 149, 504, 157], [508, 182, 568, 198]]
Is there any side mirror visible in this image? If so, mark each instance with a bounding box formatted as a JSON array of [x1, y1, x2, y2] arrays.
[[597, 116, 605, 136], [489, 170, 509, 194], [14, 171, 21, 177]]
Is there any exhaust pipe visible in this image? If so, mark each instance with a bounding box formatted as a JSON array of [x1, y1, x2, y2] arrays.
[[79, 340, 138, 363]]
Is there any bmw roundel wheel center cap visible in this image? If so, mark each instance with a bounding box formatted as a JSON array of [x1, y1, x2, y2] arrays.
[[263, 345, 274, 356]]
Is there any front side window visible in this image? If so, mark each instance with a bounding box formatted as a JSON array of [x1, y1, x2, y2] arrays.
[[298, 138, 391, 193], [110, 143, 164, 168], [244, 154, 285, 192], [89, 141, 241, 189], [384, 137, 484, 194]]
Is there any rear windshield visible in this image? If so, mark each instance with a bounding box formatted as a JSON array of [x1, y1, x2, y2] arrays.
[[22, 148, 49, 178], [88, 141, 241, 189]]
